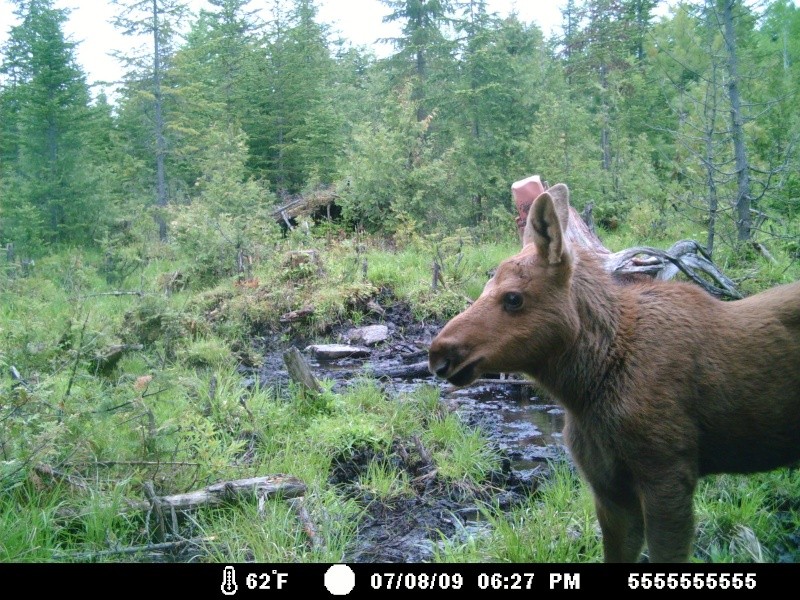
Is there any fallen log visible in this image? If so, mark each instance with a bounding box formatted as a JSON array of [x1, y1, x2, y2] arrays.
[[280, 305, 315, 323], [602, 238, 741, 299], [270, 188, 339, 222], [370, 361, 433, 380], [52, 537, 213, 562], [125, 475, 307, 512], [305, 344, 371, 359]]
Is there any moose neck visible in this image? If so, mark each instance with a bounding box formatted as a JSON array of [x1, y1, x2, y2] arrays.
[[534, 250, 628, 416]]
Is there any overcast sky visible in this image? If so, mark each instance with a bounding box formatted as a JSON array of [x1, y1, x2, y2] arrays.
[[0, 0, 566, 93]]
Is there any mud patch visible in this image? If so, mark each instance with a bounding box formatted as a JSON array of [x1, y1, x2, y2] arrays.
[[329, 442, 534, 563]]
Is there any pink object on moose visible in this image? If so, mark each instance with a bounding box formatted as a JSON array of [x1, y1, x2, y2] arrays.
[[511, 175, 546, 238]]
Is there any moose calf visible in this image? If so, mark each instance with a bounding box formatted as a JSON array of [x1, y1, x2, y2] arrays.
[[428, 183, 800, 562]]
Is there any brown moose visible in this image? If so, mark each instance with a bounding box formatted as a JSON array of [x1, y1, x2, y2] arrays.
[[428, 183, 800, 563]]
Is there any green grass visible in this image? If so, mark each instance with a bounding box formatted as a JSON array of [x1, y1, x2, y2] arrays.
[[356, 460, 413, 502], [2, 224, 798, 563], [433, 460, 602, 563], [694, 471, 800, 563], [424, 413, 502, 485], [366, 239, 519, 318]]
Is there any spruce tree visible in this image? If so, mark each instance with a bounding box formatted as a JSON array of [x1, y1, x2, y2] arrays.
[[112, 0, 188, 241], [0, 0, 95, 249]]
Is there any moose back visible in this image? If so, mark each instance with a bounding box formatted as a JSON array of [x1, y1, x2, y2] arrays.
[[428, 183, 800, 563]]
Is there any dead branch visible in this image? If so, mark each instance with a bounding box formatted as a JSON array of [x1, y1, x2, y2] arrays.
[[752, 241, 778, 265], [64, 312, 91, 400], [271, 188, 339, 221], [411, 469, 438, 484], [52, 537, 212, 561], [9, 365, 31, 391], [470, 378, 537, 387], [289, 496, 324, 551], [412, 435, 433, 467], [370, 361, 433, 380], [125, 475, 307, 513], [80, 291, 145, 298], [66, 460, 203, 468], [144, 480, 169, 542], [558, 205, 741, 299], [33, 463, 92, 493], [280, 306, 315, 323], [602, 239, 741, 299]]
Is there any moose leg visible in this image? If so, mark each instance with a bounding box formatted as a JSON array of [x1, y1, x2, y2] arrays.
[[594, 493, 645, 563], [640, 477, 697, 563]]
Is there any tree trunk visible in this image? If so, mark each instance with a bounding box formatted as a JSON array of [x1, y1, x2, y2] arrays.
[[153, 0, 168, 242], [721, 0, 751, 243], [704, 61, 720, 257], [415, 48, 427, 122]]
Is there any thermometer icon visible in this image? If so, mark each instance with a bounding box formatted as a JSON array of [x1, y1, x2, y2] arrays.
[[221, 565, 238, 595]]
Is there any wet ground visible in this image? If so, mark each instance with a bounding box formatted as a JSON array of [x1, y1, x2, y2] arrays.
[[247, 301, 570, 563], [326, 380, 568, 562]]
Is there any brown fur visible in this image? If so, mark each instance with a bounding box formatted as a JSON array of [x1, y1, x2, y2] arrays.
[[428, 183, 800, 563]]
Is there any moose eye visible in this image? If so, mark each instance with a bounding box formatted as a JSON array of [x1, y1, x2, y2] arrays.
[[503, 292, 524, 312]]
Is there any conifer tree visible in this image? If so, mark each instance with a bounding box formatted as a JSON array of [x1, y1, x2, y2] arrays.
[[112, 0, 188, 241], [0, 0, 95, 249]]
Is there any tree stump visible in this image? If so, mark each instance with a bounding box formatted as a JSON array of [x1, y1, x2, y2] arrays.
[[283, 347, 323, 394]]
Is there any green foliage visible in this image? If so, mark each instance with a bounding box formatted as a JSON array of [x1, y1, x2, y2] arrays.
[[434, 460, 602, 563], [694, 471, 800, 563], [0, 0, 101, 250], [338, 88, 448, 231], [169, 125, 278, 288], [424, 412, 501, 485], [242, 0, 344, 192], [357, 460, 413, 502], [487, 461, 602, 562], [365, 230, 515, 319], [177, 337, 235, 370]]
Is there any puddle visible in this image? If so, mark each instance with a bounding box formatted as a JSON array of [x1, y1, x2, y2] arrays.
[[443, 382, 567, 476]]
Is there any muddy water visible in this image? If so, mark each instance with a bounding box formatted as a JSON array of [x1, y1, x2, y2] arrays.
[[442, 382, 567, 476], [250, 329, 568, 477]]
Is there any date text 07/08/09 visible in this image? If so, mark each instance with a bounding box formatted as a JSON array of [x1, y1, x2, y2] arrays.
[[369, 572, 581, 590]]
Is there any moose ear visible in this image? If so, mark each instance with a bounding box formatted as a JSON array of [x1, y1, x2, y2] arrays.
[[522, 183, 572, 266]]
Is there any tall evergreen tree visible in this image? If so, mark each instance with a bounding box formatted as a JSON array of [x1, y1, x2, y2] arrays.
[[252, 0, 342, 194], [0, 0, 95, 249], [448, 5, 547, 222], [381, 0, 455, 122], [557, 0, 662, 222], [179, 0, 261, 123], [167, 0, 262, 190], [758, 0, 800, 221], [112, 0, 188, 241]]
